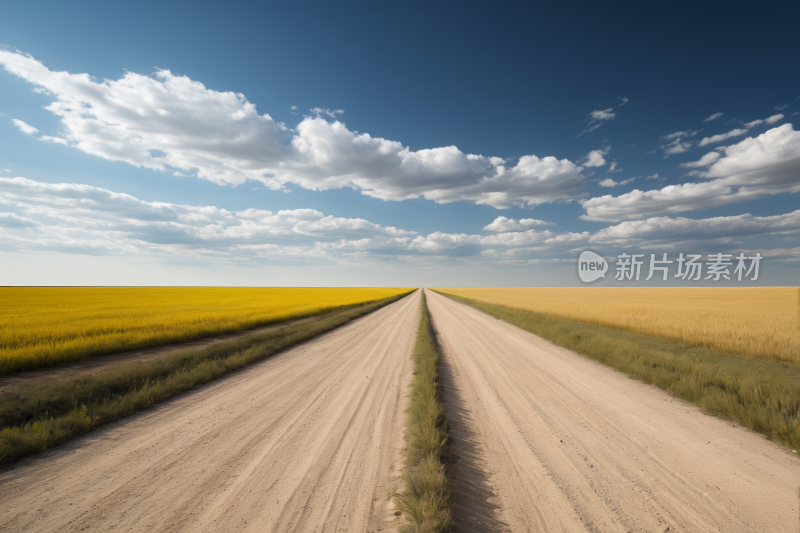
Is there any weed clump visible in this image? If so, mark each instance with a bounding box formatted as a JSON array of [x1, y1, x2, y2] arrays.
[[395, 292, 454, 532]]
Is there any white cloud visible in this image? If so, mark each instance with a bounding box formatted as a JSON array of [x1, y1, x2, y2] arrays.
[[40, 135, 68, 145], [0, 176, 594, 264], [618, 97, 629, 106], [703, 112, 724, 122], [774, 104, 789, 111], [598, 177, 636, 187], [0, 212, 38, 228], [5, 177, 794, 267], [484, 216, 555, 232], [584, 148, 608, 167], [0, 177, 416, 260], [765, 113, 784, 124], [0, 51, 591, 209], [701, 123, 800, 185], [680, 151, 721, 168], [309, 107, 344, 118], [590, 108, 615, 121], [12, 119, 38, 135], [661, 130, 701, 141], [591, 209, 800, 247], [582, 124, 800, 221], [699, 114, 784, 146], [290, 105, 297, 110], [579, 108, 615, 135], [659, 130, 700, 157], [661, 138, 694, 156], [698, 128, 750, 146]]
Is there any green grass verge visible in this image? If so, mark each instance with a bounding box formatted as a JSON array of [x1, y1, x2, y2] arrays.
[[0, 291, 413, 465], [395, 291, 454, 533], [434, 290, 800, 452]]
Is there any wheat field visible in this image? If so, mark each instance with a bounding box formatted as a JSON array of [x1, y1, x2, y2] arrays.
[[0, 287, 411, 373], [436, 287, 800, 362]]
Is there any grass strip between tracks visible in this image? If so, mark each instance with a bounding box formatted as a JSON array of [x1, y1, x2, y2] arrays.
[[434, 290, 800, 452], [396, 291, 454, 532], [0, 291, 413, 465]]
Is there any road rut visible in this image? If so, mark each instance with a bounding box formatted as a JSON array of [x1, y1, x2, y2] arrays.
[[0, 290, 420, 533], [426, 289, 800, 532]]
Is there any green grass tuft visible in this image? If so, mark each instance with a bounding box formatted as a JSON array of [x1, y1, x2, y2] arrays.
[[396, 291, 454, 533]]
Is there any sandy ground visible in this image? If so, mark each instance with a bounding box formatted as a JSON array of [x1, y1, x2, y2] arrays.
[[426, 289, 800, 533], [0, 290, 420, 533]]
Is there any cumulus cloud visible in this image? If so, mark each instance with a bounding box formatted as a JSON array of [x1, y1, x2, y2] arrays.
[[584, 148, 608, 167], [703, 112, 724, 122], [582, 124, 800, 221], [484, 216, 555, 232], [0, 50, 591, 209], [11, 119, 38, 135], [618, 97, 629, 106]]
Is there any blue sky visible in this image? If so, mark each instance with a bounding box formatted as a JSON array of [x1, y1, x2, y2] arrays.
[[0, 1, 798, 286]]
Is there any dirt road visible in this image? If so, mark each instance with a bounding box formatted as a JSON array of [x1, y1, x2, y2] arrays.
[[0, 290, 419, 533], [426, 289, 800, 533]]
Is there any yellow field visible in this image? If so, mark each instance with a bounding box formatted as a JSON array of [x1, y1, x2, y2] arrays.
[[0, 287, 411, 373], [435, 287, 800, 362]]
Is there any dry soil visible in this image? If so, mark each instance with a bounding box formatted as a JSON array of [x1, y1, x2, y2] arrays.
[[0, 290, 420, 532], [426, 289, 800, 533]]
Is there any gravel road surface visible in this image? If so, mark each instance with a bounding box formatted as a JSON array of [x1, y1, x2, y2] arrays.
[[0, 290, 419, 532], [427, 289, 799, 533]]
